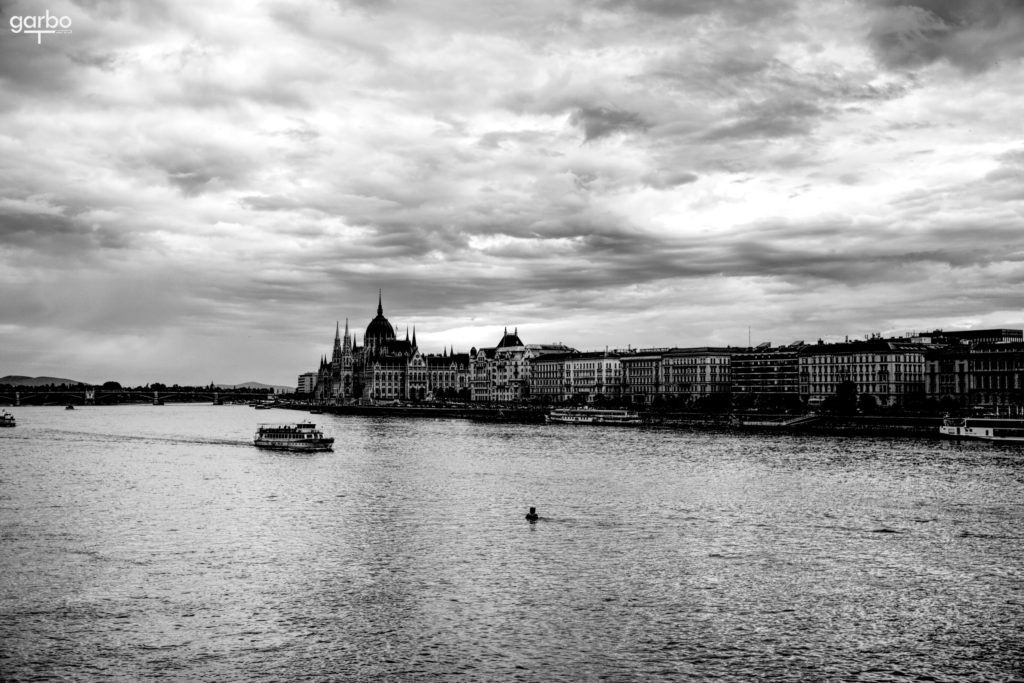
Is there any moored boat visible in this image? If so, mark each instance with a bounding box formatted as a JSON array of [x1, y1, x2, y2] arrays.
[[0, 410, 15, 427], [546, 407, 643, 425], [254, 422, 335, 451], [940, 416, 1024, 442]]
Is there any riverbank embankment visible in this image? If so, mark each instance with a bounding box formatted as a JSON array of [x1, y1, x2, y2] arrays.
[[287, 405, 944, 437]]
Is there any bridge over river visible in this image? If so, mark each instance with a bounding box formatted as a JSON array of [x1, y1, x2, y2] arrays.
[[0, 388, 279, 406]]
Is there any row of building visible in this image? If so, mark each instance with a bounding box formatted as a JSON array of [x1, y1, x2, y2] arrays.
[[298, 295, 1024, 410]]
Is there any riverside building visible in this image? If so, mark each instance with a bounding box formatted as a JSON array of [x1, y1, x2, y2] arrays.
[[620, 349, 668, 405], [470, 329, 572, 403], [925, 341, 1024, 411], [661, 348, 733, 404], [313, 293, 471, 404], [799, 340, 927, 409], [308, 297, 1019, 411], [730, 342, 805, 411]]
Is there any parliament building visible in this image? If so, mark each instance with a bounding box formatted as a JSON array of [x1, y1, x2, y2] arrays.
[[313, 293, 472, 404]]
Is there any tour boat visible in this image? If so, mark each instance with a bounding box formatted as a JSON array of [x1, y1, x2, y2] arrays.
[[254, 422, 335, 451], [939, 416, 1024, 443], [0, 410, 15, 427], [546, 407, 643, 425]]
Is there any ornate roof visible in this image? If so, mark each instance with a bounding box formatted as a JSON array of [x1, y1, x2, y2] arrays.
[[496, 326, 523, 348], [365, 291, 396, 346]]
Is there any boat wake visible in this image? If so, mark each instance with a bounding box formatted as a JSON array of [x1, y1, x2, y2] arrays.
[[41, 429, 250, 448]]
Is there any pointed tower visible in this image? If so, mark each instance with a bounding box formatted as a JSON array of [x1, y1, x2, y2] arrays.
[[339, 318, 354, 400], [331, 321, 342, 366]]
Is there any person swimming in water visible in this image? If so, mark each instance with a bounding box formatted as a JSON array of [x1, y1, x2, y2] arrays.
[[525, 506, 538, 522]]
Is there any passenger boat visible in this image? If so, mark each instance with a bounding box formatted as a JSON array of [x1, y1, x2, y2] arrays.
[[254, 422, 335, 451], [939, 416, 1024, 443], [0, 410, 15, 427], [546, 407, 643, 425]]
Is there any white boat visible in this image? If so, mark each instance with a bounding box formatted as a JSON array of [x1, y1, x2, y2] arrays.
[[939, 416, 1024, 442], [546, 407, 643, 425], [0, 410, 15, 427], [254, 422, 335, 451]]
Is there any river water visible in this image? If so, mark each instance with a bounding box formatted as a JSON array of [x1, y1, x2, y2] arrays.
[[1, 404, 1022, 681]]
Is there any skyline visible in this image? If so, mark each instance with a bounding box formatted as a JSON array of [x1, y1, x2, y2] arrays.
[[2, 0, 1022, 387]]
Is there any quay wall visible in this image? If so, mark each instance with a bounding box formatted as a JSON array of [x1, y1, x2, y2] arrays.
[[290, 405, 944, 437]]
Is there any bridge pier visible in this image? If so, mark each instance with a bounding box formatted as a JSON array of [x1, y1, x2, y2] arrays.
[[15, 391, 20, 407], [85, 389, 95, 405]]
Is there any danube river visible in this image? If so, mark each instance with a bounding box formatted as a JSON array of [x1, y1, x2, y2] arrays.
[[1, 405, 1022, 681]]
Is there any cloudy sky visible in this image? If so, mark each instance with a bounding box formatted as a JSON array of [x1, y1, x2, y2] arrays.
[[1, 0, 1022, 386]]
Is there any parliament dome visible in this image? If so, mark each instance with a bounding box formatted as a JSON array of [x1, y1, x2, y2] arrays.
[[365, 292, 396, 346]]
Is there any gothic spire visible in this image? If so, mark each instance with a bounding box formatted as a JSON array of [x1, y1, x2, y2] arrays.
[[377, 289, 383, 317]]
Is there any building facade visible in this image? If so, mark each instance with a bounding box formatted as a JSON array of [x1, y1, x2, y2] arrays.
[[925, 342, 1024, 410], [621, 349, 668, 405], [558, 351, 624, 402], [469, 329, 572, 403], [313, 293, 470, 404], [730, 343, 805, 410], [661, 348, 733, 403], [799, 341, 927, 408], [296, 372, 317, 394]]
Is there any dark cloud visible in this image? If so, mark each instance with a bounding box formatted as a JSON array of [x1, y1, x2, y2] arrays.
[[476, 130, 548, 149], [67, 0, 173, 23], [1, 0, 1021, 383], [126, 144, 255, 197], [867, 0, 1024, 72], [643, 170, 699, 189], [699, 99, 825, 141], [594, 0, 794, 22], [0, 33, 77, 99], [0, 206, 135, 258], [240, 195, 305, 212], [569, 106, 648, 142], [977, 148, 1024, 200]]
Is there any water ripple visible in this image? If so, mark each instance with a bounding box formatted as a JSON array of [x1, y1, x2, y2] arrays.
[[1, 406, 1023, 681]]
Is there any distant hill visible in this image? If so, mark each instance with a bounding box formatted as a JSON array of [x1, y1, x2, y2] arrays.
[[0, 375, 86, 387]]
